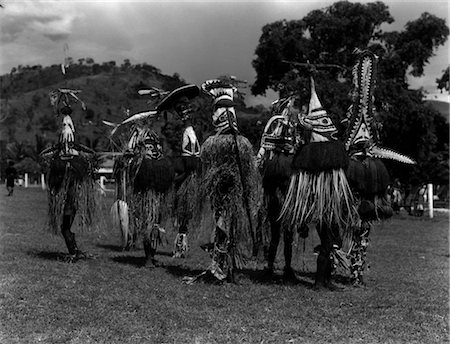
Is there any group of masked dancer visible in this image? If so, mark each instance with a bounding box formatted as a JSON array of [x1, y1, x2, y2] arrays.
[[39, 49, 415, 289]]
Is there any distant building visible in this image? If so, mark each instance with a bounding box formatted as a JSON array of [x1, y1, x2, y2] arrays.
[[97, 156, 114, 180]]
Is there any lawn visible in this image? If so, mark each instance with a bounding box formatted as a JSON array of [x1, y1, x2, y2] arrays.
[[0, 187, 448, 344]]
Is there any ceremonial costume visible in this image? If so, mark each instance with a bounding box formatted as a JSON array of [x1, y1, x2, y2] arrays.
[[156, 85, 201, 258], [343, 50, 415, 285], [112, 111, 174, 267], [198, 79, 262, 282], [40, 89, 98, 260], [256, 96, 299, 277], [280, 78, 359, 289]]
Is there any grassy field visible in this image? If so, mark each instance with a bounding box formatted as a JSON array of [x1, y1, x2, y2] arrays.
[[0, 187, 448, 344]]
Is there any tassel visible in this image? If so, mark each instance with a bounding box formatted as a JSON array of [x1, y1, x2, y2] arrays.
[[111, 200, 130, 249]]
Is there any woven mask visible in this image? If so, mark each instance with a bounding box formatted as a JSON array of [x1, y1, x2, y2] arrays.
[[298, 77, 338, 142], [156, 84, 199, 121], [201, 79, 238, 133], [128, 127, 163, 160], [343, 50, 415, 164], [260, 96, 295, 154], [344, 50, 377, 152], [173, 97, 194, 121]]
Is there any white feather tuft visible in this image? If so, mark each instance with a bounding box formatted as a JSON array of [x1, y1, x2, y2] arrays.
[[111, 200, 130, 248]]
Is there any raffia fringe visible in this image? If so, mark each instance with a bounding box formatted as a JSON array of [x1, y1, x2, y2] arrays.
[[47, 177, 101, 234], [195, 134, 265, 263], [279, 169, 359, 236]]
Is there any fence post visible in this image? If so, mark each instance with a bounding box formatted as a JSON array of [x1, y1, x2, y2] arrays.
[[41, 173, 46, 190], [24, 173, 29, 188], [427, 183, 434, 219], [100, 176, 106, 189]]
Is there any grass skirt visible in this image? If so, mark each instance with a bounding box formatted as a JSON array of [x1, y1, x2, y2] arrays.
[[45, 154, 100, 234], [280, 168, 359, 237], [175, 172, 200, 226], [114, 155, 174, 239], [196, 134, 264, 267]]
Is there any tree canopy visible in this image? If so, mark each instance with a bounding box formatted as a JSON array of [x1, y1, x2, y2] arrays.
[[251, 0, 449, 185]]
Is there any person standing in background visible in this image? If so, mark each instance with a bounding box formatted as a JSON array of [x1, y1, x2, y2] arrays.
[[5, 161, 17, 196]]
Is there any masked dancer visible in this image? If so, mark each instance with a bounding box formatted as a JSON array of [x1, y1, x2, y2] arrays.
[[280, 76, 359, 290], [343, 49, 415, 286], [40, 89, 98, 261], [110, 107, 175, 267], [256, 95, 304, 279], [197, 79, 262, 282], [156, 85, 201, 258]]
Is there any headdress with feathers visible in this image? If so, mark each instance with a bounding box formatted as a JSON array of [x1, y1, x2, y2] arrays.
[[201, 79, 238, 133]]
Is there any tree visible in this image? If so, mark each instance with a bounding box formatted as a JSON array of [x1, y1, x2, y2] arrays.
[[251, 1, 449, 184], [436, 67, 449, 92]]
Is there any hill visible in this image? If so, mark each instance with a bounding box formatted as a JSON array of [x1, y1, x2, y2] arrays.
[[424, 92, 449, 122], [0, 60, 269, 177]]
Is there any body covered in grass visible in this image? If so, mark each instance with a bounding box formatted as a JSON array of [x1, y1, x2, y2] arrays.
[[156, 84, 202, 258], [195, 79, 264, 281], [280, 77, 359, 289], [112, 119, 175, 266], [40, 90, 101, 258]]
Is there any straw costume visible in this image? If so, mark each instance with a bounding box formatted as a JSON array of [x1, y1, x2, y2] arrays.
[[279, 77, 359, 290], [156, 85, 201, 258], [111, 109, 175, 267], [342, 50, 415, 286], [197, 79, 262, 282], [256, 95, 300, 278], [39, 89, 98, 261]]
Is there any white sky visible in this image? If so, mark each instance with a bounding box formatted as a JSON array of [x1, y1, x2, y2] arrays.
[[0, 0, 448, 106]]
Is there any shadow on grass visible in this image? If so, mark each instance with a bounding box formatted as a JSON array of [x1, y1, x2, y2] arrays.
[[157, 250, 174, 257], [164, 264, 205, 277], [109, 247, 174, 268], [96, 243, 124, 252], [28, 250, 68, 261], [29, 250, 99, 263], [239, 268, 315, 288], [163, 264, 226, 285], [111, 255, 147, 267]]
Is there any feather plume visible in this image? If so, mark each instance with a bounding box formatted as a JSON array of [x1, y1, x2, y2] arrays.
[[111, 200, 130, 249], [369, 146, 416, 164]]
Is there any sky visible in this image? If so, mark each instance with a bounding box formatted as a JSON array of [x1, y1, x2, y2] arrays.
[[0, 0, 449, 106]]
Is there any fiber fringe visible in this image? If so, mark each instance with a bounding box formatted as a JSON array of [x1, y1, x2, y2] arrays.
[[280, 168, 359, 237], [114, 154, 175, 239], [195, 134, 265, 264], [175, 172, 200, 222], [46, 166, 101, 234]]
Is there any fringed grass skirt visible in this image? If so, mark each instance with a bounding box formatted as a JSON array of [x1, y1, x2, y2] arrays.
[[280, 168, 359, 238], [196, 134, 264, 266], [115, 155, 175, 238], [46, 168, 100, 234]]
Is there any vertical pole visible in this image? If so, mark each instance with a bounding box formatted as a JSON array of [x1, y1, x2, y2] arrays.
[[41, 173, 46, 190], [24, 173, 29, 188], [427, 183, 434, 219], [100, 176, 106, 190]]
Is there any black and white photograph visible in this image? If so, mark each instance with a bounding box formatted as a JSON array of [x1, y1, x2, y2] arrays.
[[0, 0, 448, 343]]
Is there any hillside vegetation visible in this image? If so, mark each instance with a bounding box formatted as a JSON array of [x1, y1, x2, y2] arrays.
[[0, 59, 269, 178]]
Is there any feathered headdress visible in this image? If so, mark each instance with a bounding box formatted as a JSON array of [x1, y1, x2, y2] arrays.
[[201, 79, 238, 133]]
